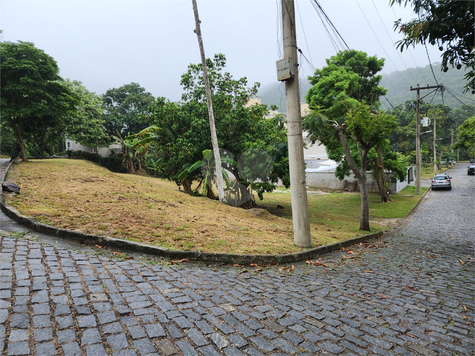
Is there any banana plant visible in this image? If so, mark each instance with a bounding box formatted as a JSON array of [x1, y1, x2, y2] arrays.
[[112, 131, 137, 174], [179, 149, 233, 200]]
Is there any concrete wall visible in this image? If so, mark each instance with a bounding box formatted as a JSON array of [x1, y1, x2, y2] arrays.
[[65, 140, 121, 158], [305, 171, 409, 194]]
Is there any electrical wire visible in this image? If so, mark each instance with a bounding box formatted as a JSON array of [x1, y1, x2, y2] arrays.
[[391, 6, 431, 84], [371, 0, 418, 85], [355, 0, 408, 86], [425, 42, 441, 86], [444, 86, 475, 107], [309, 0, 398, 110], [276, 0, 283, 59], [296, 0, 313, 64], [310, 0, 348, 51]]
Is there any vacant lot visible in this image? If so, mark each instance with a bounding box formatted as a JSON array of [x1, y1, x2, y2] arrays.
[[4, 159, 424, 255]]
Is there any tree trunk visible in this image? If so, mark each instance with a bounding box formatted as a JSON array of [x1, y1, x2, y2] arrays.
[[336, 127, 371, 231], [374, 147, 390, 202], [239, 184, 252, 208], [38, 128, 47, 159], [182, 180, 193, 195], [358, 174, 370, 231], [191, 0, 226, 203], [11, 123, 28, 162]]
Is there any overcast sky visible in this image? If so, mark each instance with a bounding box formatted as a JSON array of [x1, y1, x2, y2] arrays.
[[1, 0, 443, 101]]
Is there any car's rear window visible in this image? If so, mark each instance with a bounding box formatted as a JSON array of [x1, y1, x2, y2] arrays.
[[434, 176, 448, 180]]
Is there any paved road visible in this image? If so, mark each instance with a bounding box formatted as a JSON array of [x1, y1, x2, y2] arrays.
[[0, 163, 474, 355]]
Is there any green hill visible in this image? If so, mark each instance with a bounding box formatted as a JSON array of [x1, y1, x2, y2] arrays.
[[257, 64, 474, 112]]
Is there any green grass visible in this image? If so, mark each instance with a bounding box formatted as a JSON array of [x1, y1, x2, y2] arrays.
[[260, 185, 428, 234]]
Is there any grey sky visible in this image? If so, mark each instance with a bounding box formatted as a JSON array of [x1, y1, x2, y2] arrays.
[[1, 0, 442, 101]]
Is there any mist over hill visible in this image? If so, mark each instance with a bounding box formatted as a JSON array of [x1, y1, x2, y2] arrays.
[[257, 64, 474, 112]]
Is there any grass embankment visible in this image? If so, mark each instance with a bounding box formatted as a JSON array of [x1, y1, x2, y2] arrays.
[[421, 166, 452, 179], [4, 159, 426, 255]]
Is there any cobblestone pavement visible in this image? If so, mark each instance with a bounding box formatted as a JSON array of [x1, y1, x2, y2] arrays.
[[0, 163, 474, 355]]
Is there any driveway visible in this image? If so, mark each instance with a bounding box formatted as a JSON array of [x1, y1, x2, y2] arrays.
[[0, 163, 473, 355]]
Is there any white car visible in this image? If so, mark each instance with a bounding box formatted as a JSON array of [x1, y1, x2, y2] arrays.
[[431, 174, 452, 190]]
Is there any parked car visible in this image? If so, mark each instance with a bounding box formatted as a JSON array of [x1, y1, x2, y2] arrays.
[[431, 174, 452, 190], [468, 164, 475, 175]]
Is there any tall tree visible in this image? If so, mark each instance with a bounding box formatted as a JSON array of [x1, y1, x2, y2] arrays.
[[137, 54, 289, 207], [305, 50, 400, 204], [64, 80, 109, 150], [390, 0, 475, 93], [0, 41, 76, 161], [305, 103, 398, 230], [102, 82, 155, 140], [453, 116, 475, 158]]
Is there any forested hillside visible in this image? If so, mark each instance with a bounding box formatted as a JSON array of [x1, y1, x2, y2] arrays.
[[257, 64, 474, 112]]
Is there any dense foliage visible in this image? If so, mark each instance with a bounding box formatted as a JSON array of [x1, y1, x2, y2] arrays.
[[387, 103, 475, 162], [64, 80, 109, 150], [0, 41, 77, 160], [304, 50, 404, 206], [102, 83, 155, 140], [390, 0, 475, 93], [134, 54, 289, 206]]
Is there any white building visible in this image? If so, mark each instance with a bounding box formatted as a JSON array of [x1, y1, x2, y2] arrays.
[[65, 139, 121, 157]]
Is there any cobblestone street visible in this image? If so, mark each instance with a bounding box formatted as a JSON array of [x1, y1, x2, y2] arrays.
[[0, 163, 474, 355]]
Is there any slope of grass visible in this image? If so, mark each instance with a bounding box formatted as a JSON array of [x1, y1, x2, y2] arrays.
[[4, 159, 424, 255]]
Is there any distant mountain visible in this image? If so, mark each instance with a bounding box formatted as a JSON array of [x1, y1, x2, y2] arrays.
[[257, 64, 474, 112]]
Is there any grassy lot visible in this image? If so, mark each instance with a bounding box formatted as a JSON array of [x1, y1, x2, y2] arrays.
[[421, 166, 452, 179], [4, 159, 427, 255]]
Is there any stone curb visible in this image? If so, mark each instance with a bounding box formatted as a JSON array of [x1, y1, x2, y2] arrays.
[[1, 160, 383, 264]]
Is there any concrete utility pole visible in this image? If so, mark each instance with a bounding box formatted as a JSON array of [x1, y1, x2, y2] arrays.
[[410, 84, 443, 195], [433, 114, 437, 176], [191, 0, 225, 203], [281, 0, 312, 247]]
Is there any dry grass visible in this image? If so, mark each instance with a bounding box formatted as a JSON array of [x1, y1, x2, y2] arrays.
[[4, 159, 403, 255]]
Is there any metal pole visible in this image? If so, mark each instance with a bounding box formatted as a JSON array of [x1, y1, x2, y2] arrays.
[[282, 0, 311, 247]]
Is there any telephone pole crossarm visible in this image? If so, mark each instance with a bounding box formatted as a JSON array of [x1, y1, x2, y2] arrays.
[[410, 84, 444, 195]]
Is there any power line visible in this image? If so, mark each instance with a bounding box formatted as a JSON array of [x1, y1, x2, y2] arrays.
[[355, 0, 408, 86], [390, 6, 431, 84], [295, 0, 313, 64], [444, 86, 475, 107], [309, 0, 397, 110], [371, 0, 418, 85]]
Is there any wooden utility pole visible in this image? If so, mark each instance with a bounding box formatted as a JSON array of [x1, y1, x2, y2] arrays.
[[410, 84, 443, 195], [281, 0, 311, 247], [191, 0, 225, 203]]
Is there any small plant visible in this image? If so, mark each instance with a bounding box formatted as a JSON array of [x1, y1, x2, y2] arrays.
[[181, 241, 194, 251]]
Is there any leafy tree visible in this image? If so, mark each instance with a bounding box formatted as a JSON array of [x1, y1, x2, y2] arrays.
[[306, 49, 387, 111], [0, 41, 77, 161], [64, 80, 109, 150], [453, 116, 475, 158], [305, 103, 398, 230], [141, 54, 289, 207], [305, 50, 401, 204], [390, 0, 475, 93], [102, 82, 155, 140], [0, 123, 17, 157], [388, 102, 459, 165]]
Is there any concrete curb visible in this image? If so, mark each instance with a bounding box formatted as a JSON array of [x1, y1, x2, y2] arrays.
[[0, 160, 383, 264]]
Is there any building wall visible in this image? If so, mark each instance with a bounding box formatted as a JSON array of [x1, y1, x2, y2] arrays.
[[305, 171, 408, 194], [65, 139, 121, 158]]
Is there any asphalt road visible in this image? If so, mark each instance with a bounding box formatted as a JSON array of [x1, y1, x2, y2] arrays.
[[0, 161, 473, 355]]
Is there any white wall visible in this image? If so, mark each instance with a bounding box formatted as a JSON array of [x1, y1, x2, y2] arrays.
[[305, 171, 408, 193]]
